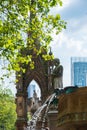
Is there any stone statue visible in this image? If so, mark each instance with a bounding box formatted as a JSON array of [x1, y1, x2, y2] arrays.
[[52, 58, 63, 89]]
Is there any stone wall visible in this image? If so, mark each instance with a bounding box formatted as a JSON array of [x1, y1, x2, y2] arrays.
[[57, 87, 87, 130]]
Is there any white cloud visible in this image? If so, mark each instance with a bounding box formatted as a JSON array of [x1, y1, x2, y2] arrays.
[[51, 13, 87, 87], [50, 0, 87, 87], [82, 49, 87, 56], [50, 0, 75, 15], [51, 31, 83, 52], [51, 0, 75, 15], [62, 0, 73, 9]]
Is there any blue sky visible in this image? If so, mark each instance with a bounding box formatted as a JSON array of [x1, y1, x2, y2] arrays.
[[51, 0, 87, 87]]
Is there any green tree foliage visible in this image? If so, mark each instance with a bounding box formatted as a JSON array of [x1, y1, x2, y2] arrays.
[[0, 0, 66, 72], [0, 86, 17, 130]]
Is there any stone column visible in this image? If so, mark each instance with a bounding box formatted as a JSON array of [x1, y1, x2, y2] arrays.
[[15, 92, 28, 130], [48, 110, 58, 130]]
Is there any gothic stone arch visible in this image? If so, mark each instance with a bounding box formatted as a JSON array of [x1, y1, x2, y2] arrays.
[[15, 55, 53, 130]]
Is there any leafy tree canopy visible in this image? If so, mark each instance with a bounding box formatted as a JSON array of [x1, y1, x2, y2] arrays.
[[0, 0, 66, 73], [0, 86, 17, 130]]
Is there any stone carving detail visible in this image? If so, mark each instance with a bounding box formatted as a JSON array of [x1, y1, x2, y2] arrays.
[[15, 49, 63, 130], [58, 112, 87, 126]]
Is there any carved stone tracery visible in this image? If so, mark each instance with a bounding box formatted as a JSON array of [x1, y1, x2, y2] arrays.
[[15, 54, 51, 130], [15, 50, 63, 130]]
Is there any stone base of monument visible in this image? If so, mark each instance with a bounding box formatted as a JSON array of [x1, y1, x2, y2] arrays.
[[57, 87, 87, 130], [15, 118, 27, 130], [48, 110, 58, 130]]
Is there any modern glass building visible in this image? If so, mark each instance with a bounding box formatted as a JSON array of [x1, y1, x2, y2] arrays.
[[71, 57, 87, 87]]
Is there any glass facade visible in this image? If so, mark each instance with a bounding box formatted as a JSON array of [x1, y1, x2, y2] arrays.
[[71, 57, 87, 87]]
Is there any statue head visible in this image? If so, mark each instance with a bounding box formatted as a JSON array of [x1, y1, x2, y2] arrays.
[[53, 58, 60, 66], [52, 58, 63, 77]]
